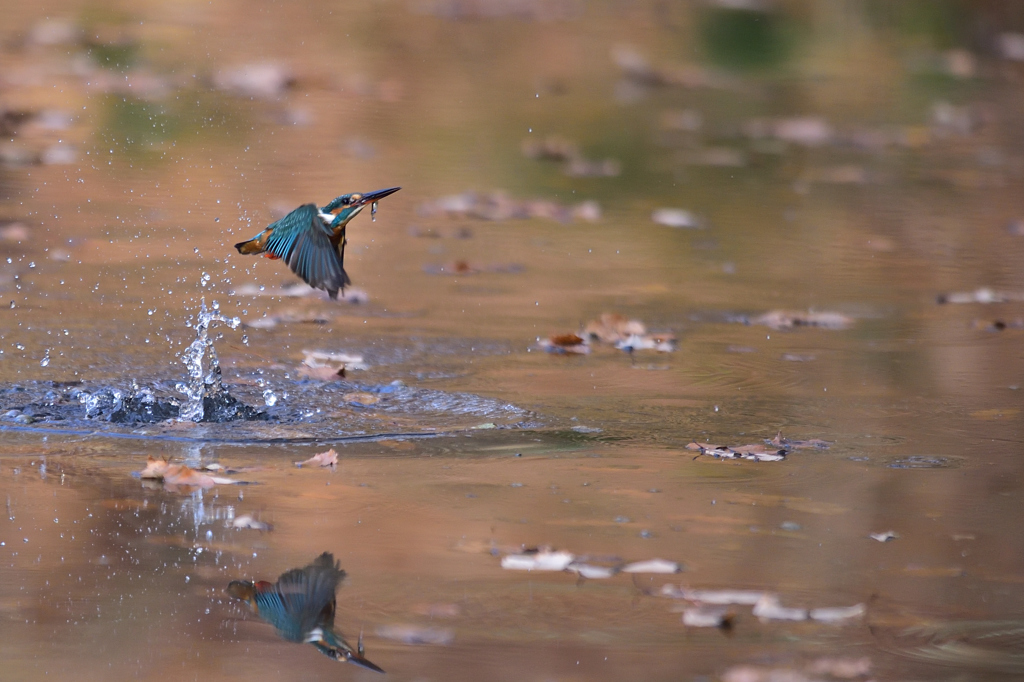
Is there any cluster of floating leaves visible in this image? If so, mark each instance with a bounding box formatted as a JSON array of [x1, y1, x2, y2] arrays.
[[660, 585, 865, 628], [541, 312, 677, 355], [687, 433, 831, 463], [500, 547, 681, 580]]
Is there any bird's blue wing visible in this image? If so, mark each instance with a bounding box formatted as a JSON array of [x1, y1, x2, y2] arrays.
[[263, 204, 349, 296], [253, 552, 346, 643]]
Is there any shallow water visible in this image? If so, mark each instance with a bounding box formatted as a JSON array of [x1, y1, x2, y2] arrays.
[[2, 2, 1024, 681]]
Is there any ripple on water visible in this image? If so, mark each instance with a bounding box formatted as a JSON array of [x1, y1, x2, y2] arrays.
[[884, 620, 1024, 674]]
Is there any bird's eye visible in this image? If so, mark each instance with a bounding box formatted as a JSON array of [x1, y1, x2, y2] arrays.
[[341, 197, 350, 205]]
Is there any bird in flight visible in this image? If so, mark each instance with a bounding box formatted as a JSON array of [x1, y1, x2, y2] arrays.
[[226, 552, 384, 672], [235, 186, 401, 299]]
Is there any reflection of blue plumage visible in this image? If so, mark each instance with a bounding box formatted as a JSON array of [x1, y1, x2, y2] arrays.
[[227, 552, 384, 673], [234, 187, 400, 299]]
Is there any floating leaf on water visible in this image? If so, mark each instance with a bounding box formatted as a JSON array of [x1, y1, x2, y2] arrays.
[[723, 657, 872, 682], [302, 349, 368, 371], [375, 624, 454, 646], [621, 559, 681, 574], [937, 287, 1024, 305], [651, 208, 702, 229], [566, 562, 618, 579], [809, 603, 866, 623], [539, 333, 590, 355], [231, 514, 272, 531], [501, 549, 575, 571], [212, 62, 295, 98], [752, 594, 808, 622], [742, 310, 854, 330], [584, 313, 646, 344], [682, 605, 735, 629], [136, 455, 244, 489], [660, 585, 765, 605], [298, 365, 346, 381], [615, 332, 677, 353], [687, 442, 786, 462], [295, 448, 338, 469]]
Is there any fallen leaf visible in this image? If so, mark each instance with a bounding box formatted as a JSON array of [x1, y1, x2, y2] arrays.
[[809, 603, 866, 623], [566, 562, 618, 579], [297, 365, 346, 381], [869, 531, 898, 542], [937, 287, 1024, 304], [302, 349, 368, 371], [745, 310, 854, 330], [539, 333, 590, 354], [661, 585, 765, 605], [752, 594, 808, 622], [295, 449, 338, 469], [136, 456, 243, 489], [584, 313, 647, 344], [501, 550, 575, 571], [615, 332, 677, 353], [621, 558, 681, 574], [231, 514, 272, 531], [682, 605, 735, 629], [651, 208, 703, 228], [687, 442, 786, 462]]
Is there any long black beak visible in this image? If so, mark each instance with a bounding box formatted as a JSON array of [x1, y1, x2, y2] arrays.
[[355, 186, 401, 207], [346, 653, 386, 674]]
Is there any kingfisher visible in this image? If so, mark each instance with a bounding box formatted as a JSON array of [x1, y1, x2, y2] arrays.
[[234, 187, 401, 299], [226, 552, 384, 673]]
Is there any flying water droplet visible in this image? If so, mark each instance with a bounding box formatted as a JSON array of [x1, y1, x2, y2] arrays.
[[40, 350, 50, 367], [262, 389, 278, 407], [371, 201, 378, 222]]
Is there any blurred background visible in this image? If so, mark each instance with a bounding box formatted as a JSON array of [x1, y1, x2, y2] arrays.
[[1, 1, 1024, 681]]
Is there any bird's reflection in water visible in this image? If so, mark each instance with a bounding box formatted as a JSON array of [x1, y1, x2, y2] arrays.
[[226, 552, 384, 673]]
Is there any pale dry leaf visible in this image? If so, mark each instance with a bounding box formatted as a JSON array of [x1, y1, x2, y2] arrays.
[[295, 448, 338, 469]]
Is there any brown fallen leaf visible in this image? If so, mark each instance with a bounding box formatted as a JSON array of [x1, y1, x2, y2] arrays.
[[747, 310, 854, 330], [539, 333, 590, 355], [294, 448, 338, 469], [584, 313, 647, 344], [136, 455, 243, 489]]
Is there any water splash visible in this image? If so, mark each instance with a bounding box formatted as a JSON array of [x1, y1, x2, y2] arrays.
[[176, 299, 241, 422]]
